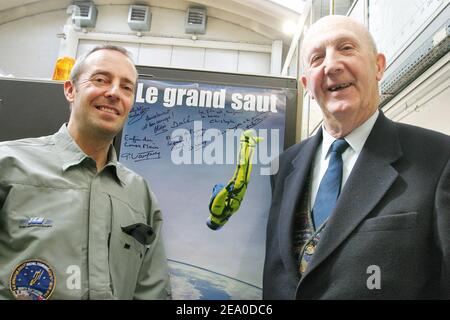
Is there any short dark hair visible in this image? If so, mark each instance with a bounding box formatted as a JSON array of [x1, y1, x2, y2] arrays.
[[69, 45, 138, 84]]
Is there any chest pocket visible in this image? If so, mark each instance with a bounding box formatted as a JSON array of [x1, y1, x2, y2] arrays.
[[108, 195, 148, 299]]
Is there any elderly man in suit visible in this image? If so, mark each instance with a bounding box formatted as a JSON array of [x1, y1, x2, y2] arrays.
[[263, 15, 450, 299]]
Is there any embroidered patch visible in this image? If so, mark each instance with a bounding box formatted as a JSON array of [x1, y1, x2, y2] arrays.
[[10, 260, 56, 300], [19, 217, 53, 228]]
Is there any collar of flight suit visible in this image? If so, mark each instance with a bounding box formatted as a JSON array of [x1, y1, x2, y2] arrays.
[[53, 123, 127, 186]]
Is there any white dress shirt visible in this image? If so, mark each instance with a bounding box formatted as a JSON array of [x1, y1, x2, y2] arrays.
[[310, 110, 380, 208]]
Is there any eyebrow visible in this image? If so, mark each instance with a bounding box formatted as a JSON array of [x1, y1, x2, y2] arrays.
[[307, 36, 360, 57], [90, 70, 136, 85], [313, 35, 358, 48]]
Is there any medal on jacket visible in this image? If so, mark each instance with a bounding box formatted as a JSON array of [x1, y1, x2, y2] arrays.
[[10, 259, 55, 300]]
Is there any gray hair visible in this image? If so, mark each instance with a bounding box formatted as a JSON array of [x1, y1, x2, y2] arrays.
[[69, 45, 138, 84]]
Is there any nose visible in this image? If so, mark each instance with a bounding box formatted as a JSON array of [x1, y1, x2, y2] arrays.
[[323, 49, 344, 76], [104, 81, 120, 100]]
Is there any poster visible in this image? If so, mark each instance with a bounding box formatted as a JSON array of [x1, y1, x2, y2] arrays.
[[119, 78, 287, 299]]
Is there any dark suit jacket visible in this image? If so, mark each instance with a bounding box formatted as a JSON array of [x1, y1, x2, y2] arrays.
[[263, 112, 450, 299]]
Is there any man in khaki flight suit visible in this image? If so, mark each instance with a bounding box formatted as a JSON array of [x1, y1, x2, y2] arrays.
[[0, 45, 171, 300]]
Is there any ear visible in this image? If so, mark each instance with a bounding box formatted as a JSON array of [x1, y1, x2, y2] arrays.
[[375, 53, 386, 81], [300, 75, 314, 100], [64, 80, 75, 103]]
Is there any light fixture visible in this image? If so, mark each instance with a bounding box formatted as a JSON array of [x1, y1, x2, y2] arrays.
[[282, 20, 297, 35]]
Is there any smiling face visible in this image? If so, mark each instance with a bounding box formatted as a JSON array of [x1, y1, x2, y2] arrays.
[[64, 49, 137, 142], [301, 16, 386, 137]]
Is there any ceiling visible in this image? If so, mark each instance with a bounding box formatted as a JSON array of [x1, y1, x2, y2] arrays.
[[0, 0, 306, 44]]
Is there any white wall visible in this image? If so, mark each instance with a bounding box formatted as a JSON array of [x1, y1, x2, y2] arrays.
[[0, 10, 66, 79], [78, 38, 271, 74], [383, 53, 450, 136], [75, 6, 272, 74], [0, 5, 275, 79], [93, 5, 271, 43]]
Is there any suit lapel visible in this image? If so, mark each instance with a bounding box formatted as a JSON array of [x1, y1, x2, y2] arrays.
[[299, 113, 403, 284], [278, 130, 322, 277]]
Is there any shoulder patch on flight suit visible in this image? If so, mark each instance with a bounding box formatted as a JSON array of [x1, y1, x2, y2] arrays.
[[10, 259, 56, 300]]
